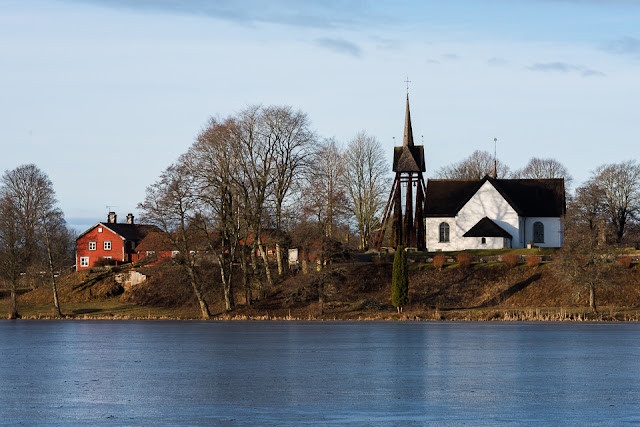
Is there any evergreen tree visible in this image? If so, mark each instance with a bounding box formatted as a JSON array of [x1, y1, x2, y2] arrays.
[[392, 245, 408, 313]]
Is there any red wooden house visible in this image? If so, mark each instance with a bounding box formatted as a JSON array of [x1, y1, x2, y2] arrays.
[[75, 212, 160, 271]]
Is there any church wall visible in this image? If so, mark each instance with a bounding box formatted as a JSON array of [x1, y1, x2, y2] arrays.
[[462, 236, 507, 250], [522, 217, 564, 248], [425, 217, 457, 251]]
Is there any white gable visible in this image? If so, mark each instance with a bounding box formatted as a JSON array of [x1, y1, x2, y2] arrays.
[[457, 181, 519, 239]]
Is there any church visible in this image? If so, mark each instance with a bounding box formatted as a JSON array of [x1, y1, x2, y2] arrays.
[[424, 176, 565, 250], [378, 93, 566, 251]]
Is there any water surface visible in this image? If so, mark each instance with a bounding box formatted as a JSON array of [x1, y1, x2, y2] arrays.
[[0, 321, 638, 425]]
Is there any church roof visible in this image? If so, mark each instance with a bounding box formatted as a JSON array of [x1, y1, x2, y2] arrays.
[[424, 176, 565, 217], [463, 217, 512, 238], [392, 95, 425, 172]]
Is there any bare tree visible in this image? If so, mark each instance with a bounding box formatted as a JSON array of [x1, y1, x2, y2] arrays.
[[514, 157, 573, 188], [568, 179, 606, 233], [2, 164, 67, 317], [0, 192, 22, 318], [436, 150, 510, 179], [554, 224, 612, 314], [343, 131, 390, 250], [303, 139, 348, 267], [229, 105, 278, 293], [592, 160, 640, 243], [265, 106, 315, 275], [187, 117, 239, 311], [138, 163, 212, 319]]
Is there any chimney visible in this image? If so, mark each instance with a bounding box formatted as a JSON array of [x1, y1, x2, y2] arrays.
[[107, 212, 117, 224], [127, 213, 134, 225]]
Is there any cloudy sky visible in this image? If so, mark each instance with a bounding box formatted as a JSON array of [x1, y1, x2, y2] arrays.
[[2, 0, 639, 231]]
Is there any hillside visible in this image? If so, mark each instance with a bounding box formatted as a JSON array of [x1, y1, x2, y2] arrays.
[[5, 255, 640, 321]]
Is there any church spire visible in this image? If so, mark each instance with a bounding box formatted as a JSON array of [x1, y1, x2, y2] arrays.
[[403, 94, 414, 147]]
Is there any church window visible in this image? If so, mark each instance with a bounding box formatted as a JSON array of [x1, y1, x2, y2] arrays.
[[481, 237, 486, 245], [439, 222, 450, 242], [533, 222, 544, 243]]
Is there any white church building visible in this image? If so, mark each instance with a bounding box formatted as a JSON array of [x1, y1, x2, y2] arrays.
[[424, 176, 565, 251]]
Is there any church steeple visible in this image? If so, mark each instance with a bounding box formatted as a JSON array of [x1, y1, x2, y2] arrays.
[[403, 95, 414, 147]]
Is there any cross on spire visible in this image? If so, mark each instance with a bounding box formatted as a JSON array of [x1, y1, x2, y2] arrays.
[[404, 76, 411, 94]]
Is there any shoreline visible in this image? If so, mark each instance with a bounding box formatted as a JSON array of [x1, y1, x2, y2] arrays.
[[5, 307, 640, 322]]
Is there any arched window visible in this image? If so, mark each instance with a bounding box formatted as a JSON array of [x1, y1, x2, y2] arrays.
[[481, 237, 486, 245], [533, 221, 544, 244], [439, 222, 450, 242]]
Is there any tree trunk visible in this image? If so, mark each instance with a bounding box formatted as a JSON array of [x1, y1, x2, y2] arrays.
[[589, 283, 597, 314], [184, 261, 210, 319], [275, 242, 284, 276], [40, 212, 62, 317], [257, 238, 273, 289], [9, 278, 19, 319], [318, 280, 324, 316], [239, 244, 251, 305], [216, 253, 234, 311], [249, 244, 262, 299]]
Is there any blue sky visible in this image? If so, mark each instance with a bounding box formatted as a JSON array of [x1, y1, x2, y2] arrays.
[[2, 0, 640, 231]]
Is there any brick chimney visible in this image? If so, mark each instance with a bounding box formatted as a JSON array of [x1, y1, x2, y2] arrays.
[[127, 213, 134, 224], [107, 212, 117, 224]]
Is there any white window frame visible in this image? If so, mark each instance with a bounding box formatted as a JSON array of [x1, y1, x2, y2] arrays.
[[104, 241, 111, 250], [88, 241, 97, 251], [80, 257, 89, 267], [103, 256, 112, 260], [98, 227, 103, 233]]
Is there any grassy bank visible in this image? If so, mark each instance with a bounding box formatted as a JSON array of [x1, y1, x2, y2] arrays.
[[3, 250, 640, 321]]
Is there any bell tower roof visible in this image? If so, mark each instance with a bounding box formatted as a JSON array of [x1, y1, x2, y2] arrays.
[[403, 95, 414, 147], [393, 93, 425, 173]]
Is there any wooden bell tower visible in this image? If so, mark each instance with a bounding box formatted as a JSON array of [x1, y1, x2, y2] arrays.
[[374, 92, 426, 250]]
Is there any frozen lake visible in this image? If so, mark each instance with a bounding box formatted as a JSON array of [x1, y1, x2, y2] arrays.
[[0, 320, 639, 425]]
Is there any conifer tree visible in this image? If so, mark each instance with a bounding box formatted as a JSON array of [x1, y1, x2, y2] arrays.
[[392, 245, 408, 313]]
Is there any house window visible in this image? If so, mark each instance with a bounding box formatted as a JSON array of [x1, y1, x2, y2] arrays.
[[439, 222, 450, 242], [88, 241, 96, 251], [104, 241, 111, 251], [98, 227, 103, 233], [103, 256, 112, 261], [80, 257, 89, 267], [533, 222, 544, 243], [481, 237, 486, 245], [172, 251, 180, 257]]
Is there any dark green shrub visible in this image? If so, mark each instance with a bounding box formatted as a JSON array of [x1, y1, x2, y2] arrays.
[[392, 246, 408, 312]]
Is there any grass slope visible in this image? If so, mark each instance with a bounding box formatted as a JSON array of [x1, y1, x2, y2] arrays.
[[4, 255, 640, 320]]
